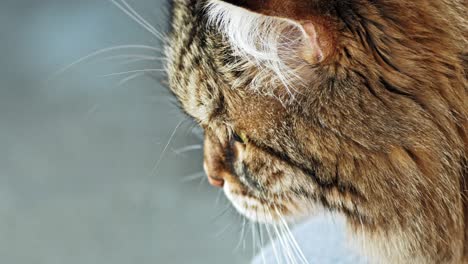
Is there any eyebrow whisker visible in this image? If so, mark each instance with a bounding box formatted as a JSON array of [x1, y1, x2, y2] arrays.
[[110, 0, 167, 42], [117, 72, 146, 86], [101, 69, 165, 77], [172, 144, 203, 155], [50, 44, 162, 79]]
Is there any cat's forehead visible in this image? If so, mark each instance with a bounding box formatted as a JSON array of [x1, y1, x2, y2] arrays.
[[165, 1, 224, 123], [166, 0, 304, 124]]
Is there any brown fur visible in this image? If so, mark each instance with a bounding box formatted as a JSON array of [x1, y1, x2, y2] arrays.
[[166, 0, 467, 262]]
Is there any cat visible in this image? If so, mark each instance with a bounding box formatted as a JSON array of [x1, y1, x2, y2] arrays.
[[165, 0, 467, 263]]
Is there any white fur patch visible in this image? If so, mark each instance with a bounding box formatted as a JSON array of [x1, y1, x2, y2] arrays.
[[206, 0, 310, 98], [223, 182, 275, 223]]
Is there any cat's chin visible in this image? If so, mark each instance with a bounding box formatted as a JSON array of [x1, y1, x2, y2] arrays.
[[223, 181, 310, 224], [223, 182, 275, 223]]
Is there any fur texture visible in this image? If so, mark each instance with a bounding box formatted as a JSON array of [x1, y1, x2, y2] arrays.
[[165, 0, 468, 263], [206, 0, 309, 98]]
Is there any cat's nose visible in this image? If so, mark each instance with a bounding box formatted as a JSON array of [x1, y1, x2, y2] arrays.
[[208, 175, 225, 188], [204, 161, 225, 188]]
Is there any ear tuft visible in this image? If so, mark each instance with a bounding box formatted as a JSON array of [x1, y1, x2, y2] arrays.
[[210, 0, 334, 64], [207, 0, 309, 95], [207, 0, 335, 98]]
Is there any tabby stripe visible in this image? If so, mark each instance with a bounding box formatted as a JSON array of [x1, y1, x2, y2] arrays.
[[251, 139, 366, 201]]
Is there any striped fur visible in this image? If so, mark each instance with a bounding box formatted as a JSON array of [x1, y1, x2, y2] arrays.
[[166, 0, 468, 263]]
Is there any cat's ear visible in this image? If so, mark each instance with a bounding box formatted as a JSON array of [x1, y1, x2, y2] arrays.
[[219, 0, 318, 18], [217, 0, 336, 63]]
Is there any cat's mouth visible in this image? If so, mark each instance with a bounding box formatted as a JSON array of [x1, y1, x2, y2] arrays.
[[223, 179, 316, 224], [204, 156, 309, 224], [221, 166, 316, 224], [223, 180, 286, 224], [203, 129, 315, 223]]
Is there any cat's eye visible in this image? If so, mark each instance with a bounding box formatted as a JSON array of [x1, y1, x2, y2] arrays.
[[233, 131, 249, 144]]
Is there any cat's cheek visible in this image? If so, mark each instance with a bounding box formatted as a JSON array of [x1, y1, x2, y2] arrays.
[[223, 182, 275, 223], [223, 181, 315, 223]]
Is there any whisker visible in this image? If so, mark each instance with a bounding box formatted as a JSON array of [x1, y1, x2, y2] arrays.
[[110, 0, 157, 38], [267, 204, 297, 264], [251, 221, 257, 260], [211, 203, 232, 223], [110, 0, 166, 42], [114, 58, 157, 66], [120, 0, 168, 41], [83, 104, 101, 121], [180, 172, 205, 183], [117, 72, 146, 86], [99, 54, 166, 62], [275, 208, 309, 264], [267, 206, 294, 264], [101, 69, 165, 77], [111, 57, 166, 67], [358, 213, 367, 261], [149, 119, 186, 177], [264, 222, 281, 264], [142, 72, 165, 85], [243, 220, 248, 251], [172, 144, 203, 155], [49, 45, 162, 80], [235, 216, 247, 252], [215, 188, 223, 207], [256, 222, 267, 264], [198, 172, 207, 189], [277, 219, 301, 264], [183, 121, 199, 137], [215, 222, 233, 238], [190, 126, 204, 141], [256, 191, 308, 264]]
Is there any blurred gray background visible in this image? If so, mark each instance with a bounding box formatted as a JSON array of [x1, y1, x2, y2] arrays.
[[0, 1, 253, 263]]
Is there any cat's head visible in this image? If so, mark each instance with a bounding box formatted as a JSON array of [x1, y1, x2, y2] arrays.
[[165, 0, 338, 223], [165, 0, 467, 226]]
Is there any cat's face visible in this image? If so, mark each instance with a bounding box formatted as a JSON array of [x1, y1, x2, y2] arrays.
[[165, 0, 467, 237], [165, 0, 336, 223], [164, 0, 468, 262], [199, 89, 322, 223]]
